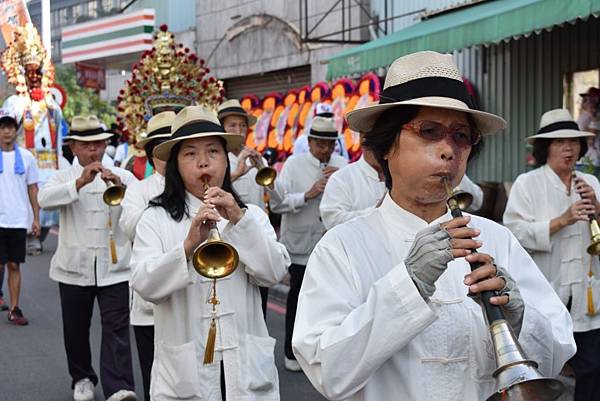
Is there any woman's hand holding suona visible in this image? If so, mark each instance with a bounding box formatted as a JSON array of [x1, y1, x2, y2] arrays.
[[406, 215, 524, 332]]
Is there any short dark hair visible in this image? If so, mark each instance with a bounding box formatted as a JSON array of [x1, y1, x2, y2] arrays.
[[143, 138, 167, 169], [362, 106, 483, 190], [149, 137, 246, 222], [0, 118, 18, 130], [532, 137, 588, 167]]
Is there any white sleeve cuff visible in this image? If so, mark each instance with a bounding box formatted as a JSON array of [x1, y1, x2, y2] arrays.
[[532, 220, 551, 252]]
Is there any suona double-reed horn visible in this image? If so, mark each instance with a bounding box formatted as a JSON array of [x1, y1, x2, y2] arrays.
[[572, 170, 599, 316], [103, 179, 125, 264], [192, 178, 239, 364], [442, 176, 564, 401]]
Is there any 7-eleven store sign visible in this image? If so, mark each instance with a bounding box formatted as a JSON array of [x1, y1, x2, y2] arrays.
[[61, 9, 155, 64]]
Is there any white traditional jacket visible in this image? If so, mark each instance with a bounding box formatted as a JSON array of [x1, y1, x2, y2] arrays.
[[504, 164, 600, 332], [228, 152, 267, 211], [293, 193, 575, 401], [458, 174, 484, 211], [268, 152, 347, 265], [130, 195, 290, 401], [119, 172, 165, 326], [320, 155, 385, 230], [38, 164, 137, 286]]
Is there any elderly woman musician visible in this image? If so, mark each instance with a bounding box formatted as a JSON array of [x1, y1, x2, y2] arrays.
[[292, 51, 575, 401], [504, 108, 600, 401]]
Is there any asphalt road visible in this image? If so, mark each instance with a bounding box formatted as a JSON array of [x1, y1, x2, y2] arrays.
[[0, 233, 325, 401]]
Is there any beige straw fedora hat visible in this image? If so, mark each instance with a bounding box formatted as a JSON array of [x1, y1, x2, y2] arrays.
[[137, 111, 176, 147], [154, 106, 244, 161], [217, 99, 257, 127], [526, 108, 594, 142], [307, 116, 340, 140], [64, 115, 114, 141], [346, 51, 506, 135]]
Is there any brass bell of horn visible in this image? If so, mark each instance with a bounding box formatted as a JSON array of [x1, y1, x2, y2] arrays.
[[253, 155, 277, 187], [587, 219, 600, 255], [485, 320, 564, 401], [192, 227, 239, 280], [103, 181, 126, 206]]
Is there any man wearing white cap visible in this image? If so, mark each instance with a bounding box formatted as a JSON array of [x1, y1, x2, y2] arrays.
[[292, 103, 349, 160], [268, 116, 346, 371], [0, 108, 40, 325], [504, 108, 600, 401], [119, 111, 174, 401], [39, 115, 138, 401], [293, 51, 574, 401]]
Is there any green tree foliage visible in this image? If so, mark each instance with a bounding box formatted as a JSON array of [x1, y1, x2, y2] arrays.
[[54, 65, 117, 126]]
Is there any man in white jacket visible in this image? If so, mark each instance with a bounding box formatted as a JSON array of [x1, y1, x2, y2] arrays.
[[119, 111, 174, 401], [38, 115, 138, 401], [268, 116, 347, 371], [293, 51, 575, 401]]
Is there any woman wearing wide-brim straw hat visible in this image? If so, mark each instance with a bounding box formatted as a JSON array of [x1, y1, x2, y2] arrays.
[[292, 51, 575, 401], [504, 108, 600, 401], [129, 105, 289, 401]]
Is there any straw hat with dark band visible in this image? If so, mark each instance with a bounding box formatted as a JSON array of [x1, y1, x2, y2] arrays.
[[154, 106, 244, 161], [217, 99, 257, 127], [64, 115, 114, 141], [526, 109, 594, 142], [308, 116, 340, 140], [346, 51, 506, 135], [137, 111, 176, 147]]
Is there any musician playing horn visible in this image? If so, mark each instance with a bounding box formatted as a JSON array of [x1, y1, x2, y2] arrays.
[[38, 115, 138, 401], [292, 51, 575, 401], [267, 115, 347, 372], [129, 106, 289, 401], [504, 108, 600, 401]]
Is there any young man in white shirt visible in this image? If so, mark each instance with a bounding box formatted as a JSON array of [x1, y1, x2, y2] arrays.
[[268, 116, 347, 371], [0, 109, 40, 325], [119, 111, 174, 401], [39, 115, 138, 401]]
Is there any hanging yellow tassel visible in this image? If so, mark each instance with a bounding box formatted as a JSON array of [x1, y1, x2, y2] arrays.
[[587, 258, 596, 316], [204, 318, 217, 364], [204, 279, 219, 364], [108, 215, 118, 264], [109, 238, 118, 264]]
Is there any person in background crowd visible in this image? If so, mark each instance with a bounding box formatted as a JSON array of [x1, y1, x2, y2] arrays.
[[130, 106, 289, 401], [292, 103, 349, 160], [119, 111, 174, 401], [577, 87, 600, 172], [114, 134, 134, 168], [217, 99, 272, 317], [38, 115, 138, 401], [0, 108, 40, 325], [504, 108, 600, 401], [267, 116, 347, 372], [293, 51, 575, 401]]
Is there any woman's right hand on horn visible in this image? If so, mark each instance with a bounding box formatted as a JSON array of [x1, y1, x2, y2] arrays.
[[184, 204, 222, 260], [406, 216, 481, 300], [559, 199, 595, 226]]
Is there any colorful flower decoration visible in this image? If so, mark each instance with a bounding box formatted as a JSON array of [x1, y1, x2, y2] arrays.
[[116, 24, 224, 142]]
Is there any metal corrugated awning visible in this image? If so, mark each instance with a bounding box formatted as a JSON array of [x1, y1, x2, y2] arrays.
[[326, 0, 600, 79]]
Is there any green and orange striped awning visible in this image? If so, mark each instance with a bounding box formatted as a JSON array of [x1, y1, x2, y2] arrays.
[[61, 9, 155, 64]]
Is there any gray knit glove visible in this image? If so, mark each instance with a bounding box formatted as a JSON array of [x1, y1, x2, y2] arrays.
[[469, 263, 525, 337], [405, 224, 454, 301]]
